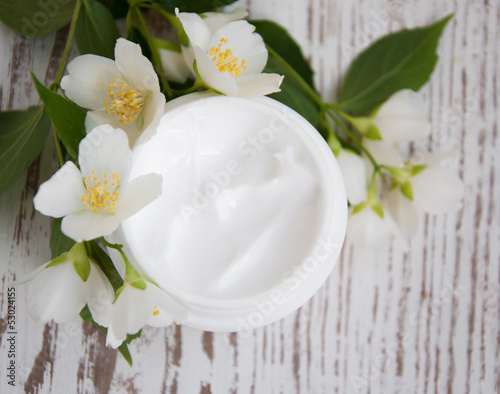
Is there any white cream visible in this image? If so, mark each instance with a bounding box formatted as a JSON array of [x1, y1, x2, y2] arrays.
[[118, 95, 347, 331]]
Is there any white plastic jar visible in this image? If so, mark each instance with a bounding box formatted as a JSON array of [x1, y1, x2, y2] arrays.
[[114, 94, 347, 333]]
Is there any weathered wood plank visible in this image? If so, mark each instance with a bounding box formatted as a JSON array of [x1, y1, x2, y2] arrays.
[[0, 0, 498, 393]]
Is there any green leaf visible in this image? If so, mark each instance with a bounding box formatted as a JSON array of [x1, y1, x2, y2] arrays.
[[116, 328, 142, 365], [0, 106, 51, 196], [80, 305, 140, 366], [154, 0, 238, 13], [32, 73, 86, 160], [70, 243, 91, 281], [338, 15, 453, 114], [251, 20, 314, 87], [0, 0, 76, 37], [85, 240, 124, 292], [264, 55, 321, 133], [75, 0, 121, 58], [251, 20, 321, 134], [400, 180, 414, 200], [50, 218, 76, 259]]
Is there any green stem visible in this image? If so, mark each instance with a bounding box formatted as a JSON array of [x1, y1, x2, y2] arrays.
[[172, 78, 204, 96], [101, 237, 146, 293], [48, 0, 81, 166], [101, 237, 131, 267], [320, 109, 341, 156], [144, 4, 188, 47], [145, 3, 176, 24], [50, 0, 82, 91], [266, 45, 324, 108], [369, 167, 378, 189], [325, 102, 343, 112], [133, 7, 173, 99], [327, 107, 381, 173], [126, 4, 135, 32], [330, 106, 357, 124], [52, 125, 65, 166]]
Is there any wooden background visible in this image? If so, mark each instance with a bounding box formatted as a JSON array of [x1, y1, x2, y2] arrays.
[[0, 0, 499, 393]]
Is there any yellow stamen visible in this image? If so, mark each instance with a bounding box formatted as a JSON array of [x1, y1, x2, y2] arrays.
[[81, 172, 121, 214], [208, 37, 246, 77], [104, 76, 144, 125]]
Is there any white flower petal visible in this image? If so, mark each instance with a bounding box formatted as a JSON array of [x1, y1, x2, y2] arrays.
[[210, 20, 268, 76], [86, 263, 114, 327], [106, 326, 126, 349], [27, 262, 87, 323], [78, 126, 132, 180], [33, 162, 85, 218], [61, 211, 120, 242], [193, 46, 238, 95], [148, 306, 174, 327], [84, 110, 103, 132], [106, 285, 152, 348], [84, 111, 142, 148], [146, 284, 189, 326], [113, 173, 163, 220], [177, 11, 211, 50], [11, 262, 50, 286], [347, 207, 395, 249], [159, 48, 191, 84], [235, 73, 283, 97], [203, 8, 248, 35], [363, 139, 404, 167], [412, 166, 464, 213], [114, 38, 160, 93], [134, 91, 166, 146], [86, 93, 166, 149], [181, 44, 196, 74], [373, 90, 431, 142], [336, 149, 368, 205], [385, 188, 419, 237], [103, 232, 128, 279], [61, 54, 120, 110]]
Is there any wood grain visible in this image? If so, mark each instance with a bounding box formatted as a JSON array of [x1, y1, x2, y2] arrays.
[[0, 0, 498, 393]]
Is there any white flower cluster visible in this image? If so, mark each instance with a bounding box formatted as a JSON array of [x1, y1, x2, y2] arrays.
[[160, 8, 283, 97], [19, 8, 285, 349], [25, 124, 188, 348], [337, 91, 465, 249]]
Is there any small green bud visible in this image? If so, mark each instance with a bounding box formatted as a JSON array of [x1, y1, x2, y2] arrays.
[[400, 180, 414, 200], [352, 201, 367, 214], [46, 253, 70, 268], [371, 204, 385, 219], [70, 242, 91, 282]]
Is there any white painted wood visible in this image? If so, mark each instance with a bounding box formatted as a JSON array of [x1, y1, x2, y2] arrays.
[[0, 0, 498, 393]]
